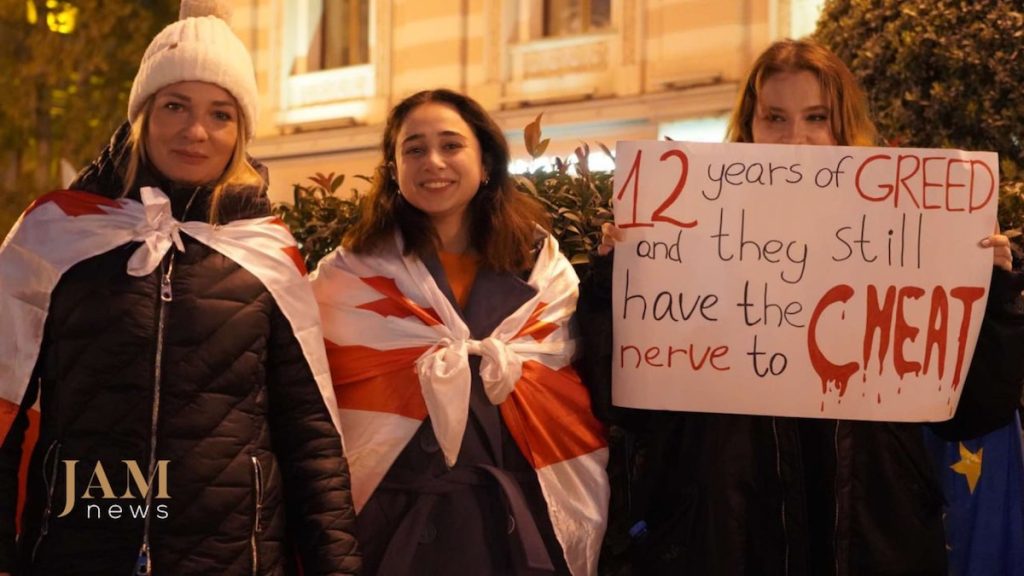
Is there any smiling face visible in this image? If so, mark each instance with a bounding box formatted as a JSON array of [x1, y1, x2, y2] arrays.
[[144, 81, 240, 186], [394, 102, 486, 242], [751, 70, 837, 146]]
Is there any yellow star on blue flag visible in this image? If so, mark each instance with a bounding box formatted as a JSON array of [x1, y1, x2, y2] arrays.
[[950, 443, 983, 494], [924, 415, 1024, 575]]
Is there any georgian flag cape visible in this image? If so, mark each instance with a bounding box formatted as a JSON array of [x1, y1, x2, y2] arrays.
[[312, 233, 610, 576], [0, 187, 344, 451]]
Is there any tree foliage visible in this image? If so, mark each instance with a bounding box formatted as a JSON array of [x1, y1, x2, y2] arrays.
[[0, 0, 177, 235], [815, 0, 1024, 243]]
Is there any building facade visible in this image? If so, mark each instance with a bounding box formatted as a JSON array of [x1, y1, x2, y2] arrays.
[[229, 0, 824, 202]]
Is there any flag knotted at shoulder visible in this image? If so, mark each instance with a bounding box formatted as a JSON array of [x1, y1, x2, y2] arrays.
[[313, 232, 610, 576]]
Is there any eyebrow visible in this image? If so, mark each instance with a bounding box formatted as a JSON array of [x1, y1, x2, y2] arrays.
[[401, 130, 467, 145], [763, 104, 830, 114], [161, 92, 235, 108]]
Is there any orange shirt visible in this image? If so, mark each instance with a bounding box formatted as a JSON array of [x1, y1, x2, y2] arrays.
[[437, 250, 480, 310]]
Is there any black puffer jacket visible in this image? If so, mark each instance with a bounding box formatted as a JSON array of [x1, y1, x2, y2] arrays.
[[0, 125, 360, 575], [578, 254, 1024, 576]]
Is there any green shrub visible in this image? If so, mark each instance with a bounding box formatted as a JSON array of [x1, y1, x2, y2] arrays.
[[513, 114, 615, 271], [272, 172, 367, 271]]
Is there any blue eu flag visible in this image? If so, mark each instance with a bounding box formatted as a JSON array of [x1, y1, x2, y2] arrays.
[[925, 412, 1024, 576]]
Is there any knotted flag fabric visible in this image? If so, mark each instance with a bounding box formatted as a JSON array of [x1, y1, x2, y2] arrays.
[[313, 233, 610, 576], [0, 188, 343, 447], [924, 413, 1024, 576]]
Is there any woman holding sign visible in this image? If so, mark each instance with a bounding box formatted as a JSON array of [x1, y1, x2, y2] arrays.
[[312, 89, 609, 576], [579, 38, 1024, 575]]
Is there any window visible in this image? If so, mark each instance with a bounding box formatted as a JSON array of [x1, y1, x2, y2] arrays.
[[292, 0, 369, 74], [543, 0, 611, 37], [658, 116, 730, 143], [280, 0, 378, 123]]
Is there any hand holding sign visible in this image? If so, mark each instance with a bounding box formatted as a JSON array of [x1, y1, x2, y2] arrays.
[[980, 229, 1012, 272], [597, 222, 624, 256]]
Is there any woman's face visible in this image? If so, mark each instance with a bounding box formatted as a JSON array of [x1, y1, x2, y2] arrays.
[[751, 70, 837, 146], [394, 102, 486, 237], [145, 81, 240, 186]]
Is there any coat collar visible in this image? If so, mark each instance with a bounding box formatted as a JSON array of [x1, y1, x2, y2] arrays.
[[421, 251, 537, 337]]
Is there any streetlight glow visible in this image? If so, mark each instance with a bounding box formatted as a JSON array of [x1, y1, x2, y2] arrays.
[[45, 0, 78, 34], [25, 0, 38, 24]]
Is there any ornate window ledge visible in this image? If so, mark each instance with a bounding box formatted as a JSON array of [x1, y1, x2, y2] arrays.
[[278, 64, 375, 127], [504, 32, 618, 105]]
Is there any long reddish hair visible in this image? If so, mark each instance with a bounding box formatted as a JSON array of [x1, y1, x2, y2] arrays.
[[727, 38, 877, 146]]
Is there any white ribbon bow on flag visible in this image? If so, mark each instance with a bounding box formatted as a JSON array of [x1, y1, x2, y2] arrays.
[[415, 335, 527, 466], [126, 187, 187, 276]]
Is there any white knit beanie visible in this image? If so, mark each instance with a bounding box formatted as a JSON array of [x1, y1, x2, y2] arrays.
[[128, 0, 258, 138]]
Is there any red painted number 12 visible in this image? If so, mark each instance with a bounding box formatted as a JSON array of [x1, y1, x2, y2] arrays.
[[615, 148, 696, 229]]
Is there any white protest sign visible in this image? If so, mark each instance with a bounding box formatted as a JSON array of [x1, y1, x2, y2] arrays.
[[611, 141, 998, 421]]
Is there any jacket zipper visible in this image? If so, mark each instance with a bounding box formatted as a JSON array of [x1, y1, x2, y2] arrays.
[[30, 440, 61, 563], [771, 417, 789, 575], [135, 254, 175, 576], [135, 186, 202, 575], [251, 455, 264, 575]]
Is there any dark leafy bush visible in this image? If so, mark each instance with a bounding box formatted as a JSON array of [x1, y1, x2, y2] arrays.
[[272, 172, 367, 271], [513, 114, 615, 271]]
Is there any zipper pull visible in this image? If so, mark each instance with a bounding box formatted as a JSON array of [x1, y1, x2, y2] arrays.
[[160, 273, 173, 302], [135, 543, 151, 575]]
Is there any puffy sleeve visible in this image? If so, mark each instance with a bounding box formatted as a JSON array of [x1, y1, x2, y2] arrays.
[[0, 375, 40, 572], [266, 304, 361, 574]]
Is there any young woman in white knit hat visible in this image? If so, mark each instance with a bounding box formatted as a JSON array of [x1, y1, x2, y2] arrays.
[[0, 1, 360, 574]]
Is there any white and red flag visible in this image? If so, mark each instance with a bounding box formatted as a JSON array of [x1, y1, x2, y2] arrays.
[[0, 188, 343, 448], [312, 233, 610, 576]]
